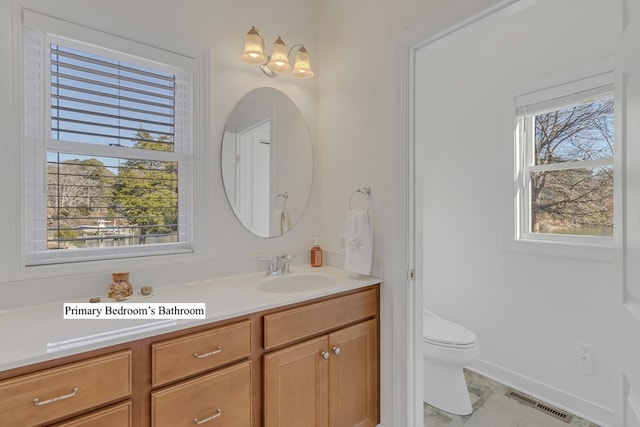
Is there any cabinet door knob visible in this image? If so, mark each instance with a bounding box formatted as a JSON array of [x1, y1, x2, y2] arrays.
[[332, 346, 341, 355], [321, 351, 330, 360]]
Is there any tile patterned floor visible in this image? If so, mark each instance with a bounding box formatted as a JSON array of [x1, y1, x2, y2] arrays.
[[424, 369, 601, 427]]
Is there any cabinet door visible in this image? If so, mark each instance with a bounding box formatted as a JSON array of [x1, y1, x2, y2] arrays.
[[264, 335, 329, 427], [329, 320, 378, 427]]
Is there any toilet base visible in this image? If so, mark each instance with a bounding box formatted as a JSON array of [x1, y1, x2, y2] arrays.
[[423, 362, 473, 416]]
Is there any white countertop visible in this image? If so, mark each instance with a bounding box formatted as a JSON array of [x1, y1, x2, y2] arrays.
[[0, 266, 379, 372]]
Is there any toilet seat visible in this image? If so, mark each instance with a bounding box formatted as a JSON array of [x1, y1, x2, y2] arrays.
[[423, 314, 477, 347]]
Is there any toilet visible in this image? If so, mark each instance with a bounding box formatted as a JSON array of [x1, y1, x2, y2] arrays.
[[422, 309, 480, 415]]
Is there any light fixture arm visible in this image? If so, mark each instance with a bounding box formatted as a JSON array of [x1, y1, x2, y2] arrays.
[[259, 44, 304, 78], [259, 61, 277, 78]]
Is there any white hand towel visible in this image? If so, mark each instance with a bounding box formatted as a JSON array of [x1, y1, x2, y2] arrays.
[[344, 210, 373, 275], [271, 208, 291, 236], [280, 209, 290, 234]]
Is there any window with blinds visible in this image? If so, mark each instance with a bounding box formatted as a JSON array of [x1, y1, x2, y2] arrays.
[[23, 19, 193, 265]]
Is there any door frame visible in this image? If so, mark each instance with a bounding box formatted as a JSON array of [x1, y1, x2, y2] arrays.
[[392, 1, 524, 425], [617, 0, 640, 425]]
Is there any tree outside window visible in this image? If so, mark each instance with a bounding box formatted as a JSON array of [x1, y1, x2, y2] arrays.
[[516, 80, 614, 246], [529, 97, 614, 236]]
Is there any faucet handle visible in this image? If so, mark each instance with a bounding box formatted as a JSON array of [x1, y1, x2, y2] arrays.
[[258, 256, 277, 276], [278, 254, 295, 274]]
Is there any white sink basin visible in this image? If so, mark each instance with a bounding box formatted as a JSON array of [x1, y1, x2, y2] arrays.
[[258, 273, 336, 293]]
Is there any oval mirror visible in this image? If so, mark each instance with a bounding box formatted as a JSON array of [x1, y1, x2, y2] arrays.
[[221, 88, 313, 237]]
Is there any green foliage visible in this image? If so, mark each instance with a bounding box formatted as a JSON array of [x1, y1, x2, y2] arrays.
[[55, 228, 78, 240], [47, 130, 179, 247], [111, 129, 178, 243]]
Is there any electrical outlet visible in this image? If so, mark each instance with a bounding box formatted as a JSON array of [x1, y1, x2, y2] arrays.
[[339, 233, 345, 250], [578, 343, 594, 375]]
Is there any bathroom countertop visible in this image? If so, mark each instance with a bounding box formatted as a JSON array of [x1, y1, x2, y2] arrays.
[[0, 265, 379, 372]]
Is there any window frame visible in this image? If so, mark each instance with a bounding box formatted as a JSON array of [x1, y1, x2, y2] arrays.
[[21, 9, 196, 266], [511, 71, 615, 261]]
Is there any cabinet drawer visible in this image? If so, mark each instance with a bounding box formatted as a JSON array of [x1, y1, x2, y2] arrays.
[[0, 350, 131, 427], [152, 320, 252, 386], [52, 401, 132, 427], [264, 287, 378, 350], [151, 361, 252, 427]]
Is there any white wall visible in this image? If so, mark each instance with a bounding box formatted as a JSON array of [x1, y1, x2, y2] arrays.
[[417, 0, 618, 424]]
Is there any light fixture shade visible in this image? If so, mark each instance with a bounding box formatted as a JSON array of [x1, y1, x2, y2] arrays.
[[291, 46, 314, 79], [241, 26, 266, 64], [266, 36, 291, 73]]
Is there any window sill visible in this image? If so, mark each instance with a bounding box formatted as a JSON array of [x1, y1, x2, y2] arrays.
[[507, 237, 613, 262]]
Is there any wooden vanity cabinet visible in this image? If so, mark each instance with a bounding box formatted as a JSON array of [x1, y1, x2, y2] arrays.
[[262, 287, 379, 427], [0, 284, 379, 427]]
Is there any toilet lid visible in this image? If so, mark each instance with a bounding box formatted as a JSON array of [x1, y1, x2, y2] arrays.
[[423, 315, 477, 346]]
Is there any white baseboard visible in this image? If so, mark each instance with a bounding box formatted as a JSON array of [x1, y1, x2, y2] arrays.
[[470, 359, 614, 427]]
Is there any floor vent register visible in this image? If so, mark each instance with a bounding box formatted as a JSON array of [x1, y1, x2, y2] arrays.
[[505, 389, 573, 424]]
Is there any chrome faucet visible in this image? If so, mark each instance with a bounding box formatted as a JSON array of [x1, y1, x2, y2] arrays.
[[259, 254, 295, 276], [277, 254, 294, 275]]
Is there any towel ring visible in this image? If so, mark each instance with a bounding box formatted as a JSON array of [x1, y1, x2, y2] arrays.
[[349, 187, 371, 213], [274, 192, 288, 209]]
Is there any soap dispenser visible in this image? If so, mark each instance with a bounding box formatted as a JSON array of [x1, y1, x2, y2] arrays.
[[310, 237, 323, 267]]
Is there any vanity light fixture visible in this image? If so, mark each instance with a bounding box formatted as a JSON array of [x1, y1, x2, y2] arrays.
[[241, 26, 314, 79]]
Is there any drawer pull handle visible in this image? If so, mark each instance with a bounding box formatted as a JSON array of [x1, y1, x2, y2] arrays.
[[194, 346, 222, 359], [321, 351, 330, 360], [193, 408, 222, 424], [33, 387, 79, 406], [333, 346, 341, 355]]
